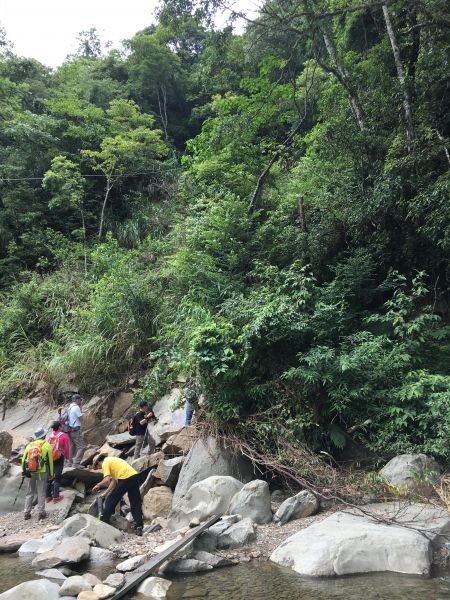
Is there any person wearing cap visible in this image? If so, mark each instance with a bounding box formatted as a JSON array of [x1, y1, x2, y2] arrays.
[[66, 393, 86, 468], [92, 456, 144, 536], [21, 426, 54, 520], [132, 400, 155, 459]]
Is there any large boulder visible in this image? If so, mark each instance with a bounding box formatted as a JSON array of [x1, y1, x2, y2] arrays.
[[0, 533, 40, 553], [173, 436, 254, 504], [168, 475, 244, 531], [0, 579, 60, 600], [62, 513, 123, 548], [216, 518, 257, 549], [0, 432, 13, 458], [270, 510, 432, 576], [163, 427, 197, 455], [129, 452, 162, 472], [106, 432, 135, 448], [116, 554, 146, 572], [0, 462, 25, 512], [143, 486, 173, 522], [154, 456, 183, 488], [153, 388, 185, 441], [163, 558, 213, 573], [379, 454, 440, 494], [273, 490, 319, 525], [31, 536, 91, 569], [228, 480, 272, 524]]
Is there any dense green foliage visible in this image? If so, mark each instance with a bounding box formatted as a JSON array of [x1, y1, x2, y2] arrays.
[[0, 1, 449, 461]]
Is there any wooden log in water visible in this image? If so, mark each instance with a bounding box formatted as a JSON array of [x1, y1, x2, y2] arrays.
[[111, 514, 222, 600]]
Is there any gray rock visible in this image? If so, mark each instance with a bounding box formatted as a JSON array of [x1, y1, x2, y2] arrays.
[[143, 486, 173, 522], [217, 518, 257, 549], [163, 427, 197, 455], [168, 475, 244, 531], [0, 579, 60, 599], [274, 490, 319, 525], [154, 456, 183, 488], [270, 510, 432, 576], [0, 534, 38, 553], [106, 432, 135, 447], [44, 489, 77, 523], [228, 480, 272, 524], [153, 389, 185, 442], [191, 551, 233, 568], [59, 575, 92, 596], [379, 454, 440, 494], [61, 466, 103, 486], [93, 584, 116, 599], [31, 536, 90, 569], [89, 546, 115, 563], [0, 462, 25, 512], [35, 568, 67, 581], [0, 431, 13, 458], [173, 436, 254, 504], [137, 576, 172, 598], [103, 573, 125, 589], [63, 513, 123, 548], [83, 573, 102, 587], [162, 558, 213, 573], [116, 554, 146, 572], [192, 530, 218, 552]]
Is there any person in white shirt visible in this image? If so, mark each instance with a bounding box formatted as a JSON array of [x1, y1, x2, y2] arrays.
[[66, 393, 86, 468]]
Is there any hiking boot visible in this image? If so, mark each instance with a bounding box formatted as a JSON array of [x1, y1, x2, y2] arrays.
[[135, 526, 143, 537], [24, 513, 31, 521], [53, 495, 64, 503], [38, 512, 47, 520], [45, 496, 53, 503]]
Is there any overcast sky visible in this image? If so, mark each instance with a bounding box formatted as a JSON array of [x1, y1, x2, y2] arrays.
[[0, 0, 255, 69]]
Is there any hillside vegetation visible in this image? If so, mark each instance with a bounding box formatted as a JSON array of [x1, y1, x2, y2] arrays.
[[0, 0, 449, 462]]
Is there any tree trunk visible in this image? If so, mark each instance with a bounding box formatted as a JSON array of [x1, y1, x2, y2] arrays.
[[382, 4, 414, 152], [322, 29, 366, 131], [98, 182, 112, 240], [157, 86, 169, 141]]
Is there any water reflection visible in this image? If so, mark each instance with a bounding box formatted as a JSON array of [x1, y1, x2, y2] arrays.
[[148, 562, 450, 600]]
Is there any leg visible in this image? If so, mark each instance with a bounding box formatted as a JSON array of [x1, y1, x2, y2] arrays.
[[146, 432, 156, 455], [101, 480, 127, 524], [24, 476, 37, 515], [46, 477, 53, 499], [73, 430, 86, 465], [53, 457, 64, 497], [36, 475, 47, 515], [127, 476, 143, 528], [134, 435, 144, 459], [185, 400, 194, 426], [67, 432, 75, 466]]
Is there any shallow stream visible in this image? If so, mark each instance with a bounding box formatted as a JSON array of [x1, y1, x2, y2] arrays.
[[1, 556, 450, 599]]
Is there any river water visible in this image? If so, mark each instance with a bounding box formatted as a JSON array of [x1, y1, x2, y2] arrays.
[[1, 556, 450, 599]]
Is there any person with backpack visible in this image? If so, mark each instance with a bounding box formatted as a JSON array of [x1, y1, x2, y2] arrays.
[[66, 393, 86, 468], [21, 425, 54, 520], [45, 421, 69, 503], [92, 456, 144, 536], [129, 400, 155, 459]]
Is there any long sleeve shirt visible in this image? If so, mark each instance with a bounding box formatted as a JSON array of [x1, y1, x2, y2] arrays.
[[22, 439, 54, 478], [48, 430, 70, 459]]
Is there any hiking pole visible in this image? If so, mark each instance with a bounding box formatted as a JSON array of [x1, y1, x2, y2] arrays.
[[13, 475, 25, 506]]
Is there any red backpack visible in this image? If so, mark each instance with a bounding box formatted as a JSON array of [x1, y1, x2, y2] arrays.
[[48, 432, 63, 461]]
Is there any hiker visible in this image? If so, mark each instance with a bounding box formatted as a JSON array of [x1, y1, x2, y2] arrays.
[[184, 378, 198, 426], [130, 400, 155, 459], [21, 425, 54, 520], [66, 393, 85, 468], [46, 421, 69, 503], [92, 456, 144, 536]]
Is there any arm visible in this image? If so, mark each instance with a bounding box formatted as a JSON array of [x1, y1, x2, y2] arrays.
[[21, 447, 28, 471], [92, 476, 116, 497], [61, 434, 70, 458]]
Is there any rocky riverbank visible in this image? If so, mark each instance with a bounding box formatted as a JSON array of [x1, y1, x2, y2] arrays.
[[0, 387, 449, 599]]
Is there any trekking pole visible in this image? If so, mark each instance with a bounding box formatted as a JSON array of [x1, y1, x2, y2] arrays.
[[13, 475, 25, 506]]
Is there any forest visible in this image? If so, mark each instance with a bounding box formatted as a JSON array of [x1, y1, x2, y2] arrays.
[[0, 0, 449, 467]]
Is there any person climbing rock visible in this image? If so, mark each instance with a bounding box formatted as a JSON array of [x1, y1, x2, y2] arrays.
[[130, 400, 155, 459], [66, 393, 86, 468], [92, 456, 144, 536], [45, 420, 70, 503], [22, 425, 54, 520], [184, 378, 198, 426]]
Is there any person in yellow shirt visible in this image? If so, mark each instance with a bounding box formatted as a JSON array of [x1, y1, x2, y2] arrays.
[[92, 456, 143, 535]]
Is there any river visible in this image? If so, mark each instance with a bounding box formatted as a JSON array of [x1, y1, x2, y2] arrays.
[[1, 556, 450, 599]]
